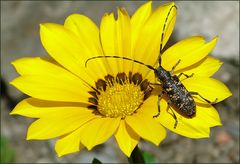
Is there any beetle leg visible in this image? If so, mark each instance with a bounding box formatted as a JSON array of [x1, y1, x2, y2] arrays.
[[170, 59, 181, 75], [166, 100, 178, 129], [177, 72, 194, 79], [149, 82, 161, 86], [153, 91, 165, 118], [190, 92, 218, 104]]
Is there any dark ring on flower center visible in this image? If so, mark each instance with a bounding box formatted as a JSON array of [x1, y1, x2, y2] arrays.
[[87, 72, 153, 112]]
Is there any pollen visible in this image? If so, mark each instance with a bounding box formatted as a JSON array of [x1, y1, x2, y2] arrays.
[[98, 82, 144, 118], [88, 72, 153, 118]]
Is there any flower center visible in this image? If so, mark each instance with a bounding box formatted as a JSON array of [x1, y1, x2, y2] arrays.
[[88, 72, 153, 118], [98, 83, 143, 118]]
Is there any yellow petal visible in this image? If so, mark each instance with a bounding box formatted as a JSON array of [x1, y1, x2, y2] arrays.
[[116, 8, 132, 73], [99, 9, 133, 75], [100, 13, 116, 56], [100, 13, 120, 76], [64, 14, 113, 79], [130, 1, 154, 77], [27, 110, 97, 140], [134, 2, 176, 71], [64, 14, 103, 56], [125, 112, 166, 145], [40, 23, 107, 81], [137, 95, 159, 117], [115, 120, 139, 157], [81, 117, 121, 150], [162, 36, 218, 71], [10, 98, 90, 118], [10, 74, 90, 103], [12, 57, 57, 75], [11, 57, 95, 87], [131, 1, 152, 53], [55, 127, 85, 157], [196, 104, 222, 128], [160, 4, 177, 51], [176, 56, 223, 78], [182, 77, 232, 104], [157, 99, 221, 138]]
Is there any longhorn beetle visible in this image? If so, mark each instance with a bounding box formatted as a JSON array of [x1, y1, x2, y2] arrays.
[[85, 5, 217, 128]]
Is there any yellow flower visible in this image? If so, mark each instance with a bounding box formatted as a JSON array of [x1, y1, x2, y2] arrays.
[[10, 1, 231, 158]]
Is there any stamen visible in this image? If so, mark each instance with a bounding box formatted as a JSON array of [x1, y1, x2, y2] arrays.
[[140, 79, 149, 91], [88, 91, 98, 99], [96, 79, 107, 91], [132, 73, 142, 85], [104, 74, 114, 86], [116, 72, 127, 85], [88, 97, 98, 105]]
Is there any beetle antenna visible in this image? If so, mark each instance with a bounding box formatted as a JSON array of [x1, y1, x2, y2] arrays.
[[160, 5, 177, 55], [85, 56, 156, 71], [159, 5, 177, 64]]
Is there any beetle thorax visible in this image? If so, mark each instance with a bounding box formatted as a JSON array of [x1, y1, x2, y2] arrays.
[[155, 66, 171, 82]]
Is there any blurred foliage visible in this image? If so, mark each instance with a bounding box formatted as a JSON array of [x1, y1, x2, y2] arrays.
[[142, 151, 157, 164], [0, 135, 15, 163], [92, 158, 102, 164]]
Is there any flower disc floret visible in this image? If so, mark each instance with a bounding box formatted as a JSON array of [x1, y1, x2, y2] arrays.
[[98, 82, 144, 118]]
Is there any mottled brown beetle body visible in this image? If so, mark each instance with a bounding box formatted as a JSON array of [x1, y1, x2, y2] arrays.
[[155, 67, 196, 117]]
